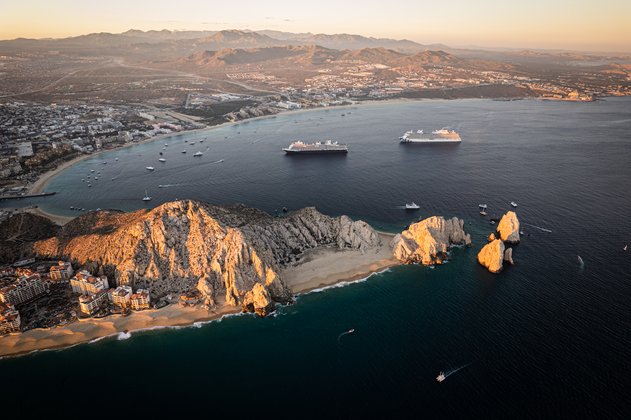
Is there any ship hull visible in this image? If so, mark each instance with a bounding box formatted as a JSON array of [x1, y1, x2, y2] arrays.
[[283, 149, 348, 154], [400, 138, 461, 143]]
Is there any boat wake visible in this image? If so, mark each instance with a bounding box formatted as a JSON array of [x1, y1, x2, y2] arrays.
[[337, 328, 355, 343], [438, 363, 471, 382], [524, 223, 552, 233]]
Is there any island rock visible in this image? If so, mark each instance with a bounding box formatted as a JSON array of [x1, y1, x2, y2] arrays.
[[477, 239, 505, 273], [504, 248, 514, 265], [392, 216, 471, 265], [497, 211, 520, 243]]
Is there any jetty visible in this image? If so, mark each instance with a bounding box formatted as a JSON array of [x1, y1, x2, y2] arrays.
[[0, 191, 57, 201]]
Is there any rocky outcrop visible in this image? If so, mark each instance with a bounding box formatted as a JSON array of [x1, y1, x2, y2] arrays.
[[488, 233, 496, 242], [504, 248, 514, 265], [32, 200, 380, 311], [497, 211, 520, 243], [392, 216, 471, 265], [477, 239, 505, 273], [242, 283, 274, 316]]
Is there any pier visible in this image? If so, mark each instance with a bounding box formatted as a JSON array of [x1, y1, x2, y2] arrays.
[[0, 191, 57, 201]]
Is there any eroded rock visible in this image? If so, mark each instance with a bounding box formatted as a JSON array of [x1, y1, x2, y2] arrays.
[[392, 216, 471, 265], [477, 239, 505, 273], [497, 211, 520, 243]]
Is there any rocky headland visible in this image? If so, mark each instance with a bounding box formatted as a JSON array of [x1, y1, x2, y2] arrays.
[[477, 212, 519, 273], [391, 216, 471, 265], [25, 200, 380, 316]]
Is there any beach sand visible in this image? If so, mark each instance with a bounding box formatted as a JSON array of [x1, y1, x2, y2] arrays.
[[282, 233, 397, 293], [0, 298, 240, 358]]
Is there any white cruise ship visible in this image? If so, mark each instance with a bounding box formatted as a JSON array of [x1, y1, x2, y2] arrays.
[[399, 129, 461, 143]]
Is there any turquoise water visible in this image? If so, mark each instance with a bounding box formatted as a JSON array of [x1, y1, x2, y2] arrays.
[[1, 98, 630, 418]]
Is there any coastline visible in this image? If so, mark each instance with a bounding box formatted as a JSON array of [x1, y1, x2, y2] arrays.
[[0, 231, 399, 358]]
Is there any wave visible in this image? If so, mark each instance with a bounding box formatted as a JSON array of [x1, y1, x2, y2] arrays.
[[117, 331, 132, 340], [299, 267, 393, 296]]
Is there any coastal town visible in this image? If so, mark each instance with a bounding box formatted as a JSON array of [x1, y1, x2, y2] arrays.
[[0, 260, 157, 335]]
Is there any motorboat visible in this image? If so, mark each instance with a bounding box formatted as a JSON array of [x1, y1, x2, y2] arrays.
[[405, 202, 420, 210]]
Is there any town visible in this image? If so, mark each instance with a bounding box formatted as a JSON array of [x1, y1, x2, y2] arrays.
[[0, 258, 210, 335]]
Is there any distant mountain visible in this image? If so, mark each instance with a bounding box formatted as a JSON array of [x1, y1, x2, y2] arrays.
[[183, 45, 340, 67]]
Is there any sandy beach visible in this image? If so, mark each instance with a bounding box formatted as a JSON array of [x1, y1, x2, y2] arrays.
[[0, 298, 240, 358], [282, 232, 397, 293]]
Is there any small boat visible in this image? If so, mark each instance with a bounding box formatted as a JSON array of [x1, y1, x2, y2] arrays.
[[146, 166, 155, 171], [88, 184, 92, 187], [158, 158, 166, 162], [511, 201, 518, 208], [94, 177, 98, 180], [479, 203, 488, 216], [115, 158, 119, 161], [70, 206, 74, 210], [102, 162, 107, 165], [193, 151, 203, 157], [181, 150, 187, 154], [624, 245, 628, 251], [90, 169, 95, 173], [142, 190, 152, 201], [578, 255, 585, 268], [162, 147, 166, 150], [164, 143, 168, 146], [436, 372, 446, 382], [405, 202, 420, 210], [490, 220, 495, 225], [189, 141, 195, 145], [199, 139, 204, 143]]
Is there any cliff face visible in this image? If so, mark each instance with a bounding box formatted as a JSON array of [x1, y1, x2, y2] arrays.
[[497, 211, 520, 243], [32, 200, 380, 312], [477, 239, 505, 273], [392, 216, 471, 265]]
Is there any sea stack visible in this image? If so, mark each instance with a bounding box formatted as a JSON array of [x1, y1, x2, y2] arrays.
[[497, 211, 520, 243], [477, 211, 520, 273], [392, 216, 471, 265], [477, 239, 505, 273]]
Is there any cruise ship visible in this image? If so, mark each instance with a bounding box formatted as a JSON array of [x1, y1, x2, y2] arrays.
[[399, 129, 461, 143], [283, 140, 348, 154]]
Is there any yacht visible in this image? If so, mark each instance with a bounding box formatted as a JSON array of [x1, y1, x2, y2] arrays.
[[479, 204, 488, 216], [436, 372, 446, 382], [142, 190, 152, 201], [193, 151, 203, 157], [181, 150, 187, 154], [146, 166, 155, 171], [405, 202, 420, 210], [158, 158, 166, 162], [510, 201, 518, 208]]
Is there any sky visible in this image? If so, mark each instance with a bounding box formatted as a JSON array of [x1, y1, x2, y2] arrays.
[[1, 0, 630, 52]]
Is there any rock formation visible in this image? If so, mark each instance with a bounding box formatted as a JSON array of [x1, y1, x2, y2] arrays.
[[392, 216, 471, 265], [497, 211, 520, 243], [504, 248, 514, 265], [477, 239, 505, 273], [242, 283, 274, 316], [31, 200, 380, 312], [488, 233, 496, 242]]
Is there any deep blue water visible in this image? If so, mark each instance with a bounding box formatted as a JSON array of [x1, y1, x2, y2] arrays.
[[1, 98, 631, 418]]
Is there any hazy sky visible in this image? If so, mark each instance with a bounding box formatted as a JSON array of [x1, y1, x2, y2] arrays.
[[2, 0, 630, 52]]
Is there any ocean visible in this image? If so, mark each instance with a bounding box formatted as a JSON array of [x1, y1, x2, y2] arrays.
[[1, 98, 630, 418]]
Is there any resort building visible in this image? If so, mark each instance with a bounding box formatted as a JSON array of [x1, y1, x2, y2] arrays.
[[130, 289, 151, 311], [49, 261, 74, 280], [111, 285, 132, 308], [79, 290, 108, 315], [0, 303, 21, 335], [0, 274, 50, 306], [70, 271, 109, 295]]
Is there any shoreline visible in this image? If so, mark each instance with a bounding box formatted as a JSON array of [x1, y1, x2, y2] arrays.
[[0, 232, 399, 358]]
